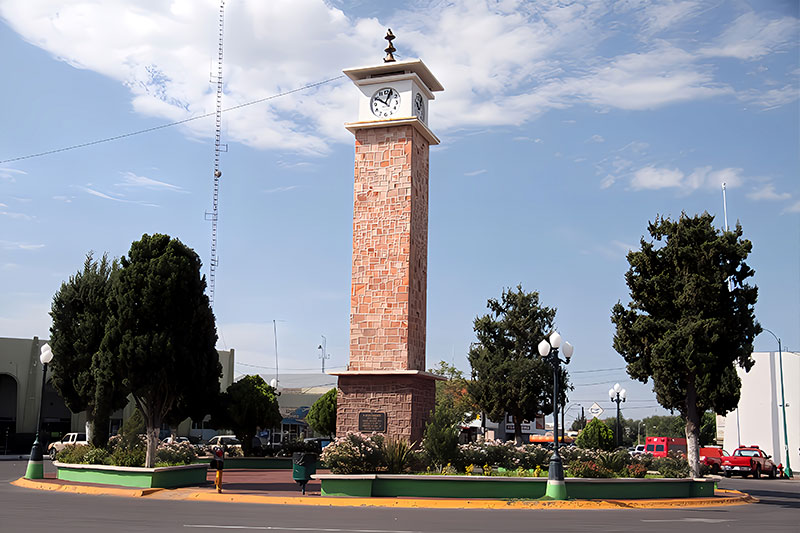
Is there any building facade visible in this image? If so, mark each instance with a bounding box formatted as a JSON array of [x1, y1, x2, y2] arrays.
[[723, 351, 799, 474]]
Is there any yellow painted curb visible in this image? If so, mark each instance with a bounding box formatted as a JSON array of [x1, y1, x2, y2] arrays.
[[11, 477, 164, 498], [11, 477, 755, 510], [180, 489, 755, 510]]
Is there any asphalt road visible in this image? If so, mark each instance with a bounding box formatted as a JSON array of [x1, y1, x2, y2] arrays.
[[1, 460, 797, 533]]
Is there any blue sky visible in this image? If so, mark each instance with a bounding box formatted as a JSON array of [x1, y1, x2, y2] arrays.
[[1, 0, 798, 425]]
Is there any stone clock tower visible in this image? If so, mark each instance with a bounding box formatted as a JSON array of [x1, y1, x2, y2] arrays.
[[332, 32, 444, 443]]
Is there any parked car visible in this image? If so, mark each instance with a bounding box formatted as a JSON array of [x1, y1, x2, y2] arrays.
[[721, 445, 778, 478], [629, 444, 646, 456], [161, 436, 191, 445], [699, 446, 728, 474], [47, 432, 88, 460], [207, 435, 242, 448], [645, 437, 687, 457]]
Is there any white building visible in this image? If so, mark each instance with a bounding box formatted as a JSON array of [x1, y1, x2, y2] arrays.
[[723, 351, 799, 475]]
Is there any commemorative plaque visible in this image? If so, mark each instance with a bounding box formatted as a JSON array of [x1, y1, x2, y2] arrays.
[[358, 412, 387, 432]]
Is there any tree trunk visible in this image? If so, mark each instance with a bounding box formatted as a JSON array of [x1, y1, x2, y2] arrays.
[[144, 408, 163, 468], [512, 414, 524, 445], [685, 383, 701, 478]]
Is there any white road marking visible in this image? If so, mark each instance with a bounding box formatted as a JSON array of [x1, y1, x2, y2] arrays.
[[184, 526, 424, 533], [641, 518, 737, 523]]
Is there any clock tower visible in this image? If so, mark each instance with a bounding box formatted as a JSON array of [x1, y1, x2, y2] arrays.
[[332, 31, 444, 443]]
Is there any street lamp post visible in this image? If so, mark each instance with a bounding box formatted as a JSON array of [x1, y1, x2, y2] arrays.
[[537, 331, 573, 500], [317, 335, 329, 373], [608, 383, 626, 448], [25, 343, 54, 479], [761, 328, 792, 478]]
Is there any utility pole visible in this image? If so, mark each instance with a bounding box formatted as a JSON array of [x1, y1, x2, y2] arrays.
[[317, 335, 329, 373]]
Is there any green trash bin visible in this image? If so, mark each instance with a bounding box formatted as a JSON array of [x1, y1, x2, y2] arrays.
[[292, 452, 317, 494]]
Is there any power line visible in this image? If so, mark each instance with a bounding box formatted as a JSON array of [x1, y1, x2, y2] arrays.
[[0, 75, 345, 165]]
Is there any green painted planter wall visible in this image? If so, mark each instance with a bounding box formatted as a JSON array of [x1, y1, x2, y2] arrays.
[[55, 463, 208, 489], [317, 475, 715, 500], [194, 457, 293, 469]]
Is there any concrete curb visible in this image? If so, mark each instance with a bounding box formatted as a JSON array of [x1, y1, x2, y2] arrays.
[[10, 477, 756, 509], [11, 477, 164, 498]]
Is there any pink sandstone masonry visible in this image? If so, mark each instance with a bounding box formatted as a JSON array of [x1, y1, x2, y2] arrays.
[[349, 125, 429, 372], [336, 375, 435, 443], [335, 124, 436, 444]]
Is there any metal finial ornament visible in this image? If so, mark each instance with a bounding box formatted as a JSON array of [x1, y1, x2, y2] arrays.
[[383, 29, 396, 63]]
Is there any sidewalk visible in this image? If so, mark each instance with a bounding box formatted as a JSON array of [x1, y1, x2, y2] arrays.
[[11, 467, 758, 510]]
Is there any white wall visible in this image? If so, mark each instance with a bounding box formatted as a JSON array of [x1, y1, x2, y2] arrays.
[[724, 351, 799, 473]]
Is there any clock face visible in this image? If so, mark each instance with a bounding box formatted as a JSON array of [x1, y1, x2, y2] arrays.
[[414, 93, 425, 122], [371, 87, 400, 118]]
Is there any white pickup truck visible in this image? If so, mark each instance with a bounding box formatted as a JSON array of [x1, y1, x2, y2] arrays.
[[47, 432, 88, 460]]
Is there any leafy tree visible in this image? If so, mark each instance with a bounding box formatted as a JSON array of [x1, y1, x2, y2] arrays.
[[102, 234, 222, 467], [611, 213, 760, 476], [467, 285, 569, 444], [215, 375, 281, 455], [700, 411, 717, 446], [49, 252, 128, 447], [307, 388, 337, 438], [601, 415, 637, 448], [575, 417, 614, 451], [429, 361, 477, 425], [570, 407, 587, 432], [643, 415, 685, 438]]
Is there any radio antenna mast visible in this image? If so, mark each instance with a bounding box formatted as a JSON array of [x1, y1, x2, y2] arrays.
[[206, 0, 226, 307]]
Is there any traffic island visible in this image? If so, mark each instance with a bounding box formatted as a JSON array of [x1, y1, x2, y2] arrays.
[[194, 457, 293, 469], [53, 461, 208, 488], [312, 474, 716, 500]]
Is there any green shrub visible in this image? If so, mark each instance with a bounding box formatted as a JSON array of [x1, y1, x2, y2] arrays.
[[319, 433, 382, 474], [651, 453, 689, 478], [422, 409, 460, 471], [110, 445, 146, 467], [380, 436, 413, 474], [56, 444, 91, 464], [567, 460, 613, 478], [83, 447, 110, 465], [575, 418, 614, 451], [595, 449, 632, 474]]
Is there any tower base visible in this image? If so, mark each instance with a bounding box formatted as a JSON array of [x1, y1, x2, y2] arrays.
[[333, 371, 440, 445]]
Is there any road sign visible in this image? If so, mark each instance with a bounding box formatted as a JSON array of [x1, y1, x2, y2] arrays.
[[589, 402, 604, 418]]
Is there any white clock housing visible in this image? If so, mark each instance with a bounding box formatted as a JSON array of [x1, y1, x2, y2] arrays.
[[344, 59, 443, 141]]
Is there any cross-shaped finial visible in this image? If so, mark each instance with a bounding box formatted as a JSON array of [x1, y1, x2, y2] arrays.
[[383, 29, 396, 63]]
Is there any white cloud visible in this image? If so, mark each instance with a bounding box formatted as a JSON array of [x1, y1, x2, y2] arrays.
[[631, 166, 684, 189], [81, 186, 159, 207], [630, 165, 744, 192], [784, 201, 800, 214], [747, 183, 791, 201], [464, 169, 487, 176], [0, 209, 34, 220], [263, 186, 299, 194], [589, 134, 605, 143], [699, 12, 798, 60], [117, 171, 184, 191], [0, 167, 27, 181], [0, 1, 794, 153], [739, 85, 799, 109], [0, 240, 45, 250]]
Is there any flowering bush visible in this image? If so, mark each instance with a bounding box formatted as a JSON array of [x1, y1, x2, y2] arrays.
[[320, 433, 383, 474], [624, 462, 648, 478], [155, 441, 197, 466], [567, 460, 614, 478]]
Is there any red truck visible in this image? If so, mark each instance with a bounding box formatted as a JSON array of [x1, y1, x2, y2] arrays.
[[699, 446, 728, 474], [721, 445, 778, 478], [645, 437, 687, 458]]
